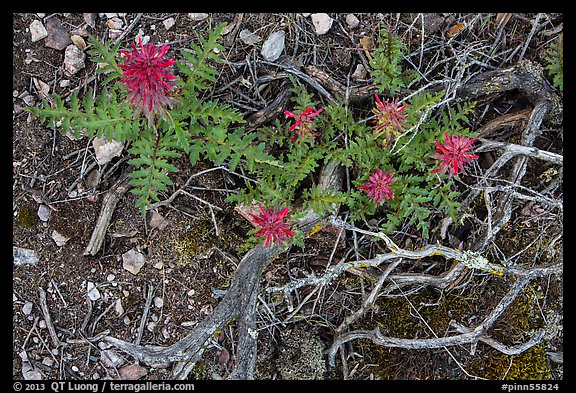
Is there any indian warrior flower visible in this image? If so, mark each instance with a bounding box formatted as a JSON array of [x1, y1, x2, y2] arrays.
[[373, 94, 407, 146], [432, 132, 479, 176], [359, 168, 396, 204], [284, 107, 323, 142], [119, 38, 177, 124], [249, 205, 296, 248]]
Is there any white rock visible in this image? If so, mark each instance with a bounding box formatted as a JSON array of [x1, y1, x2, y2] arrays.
[[239, 29, 261, 46], [261, 30, 285, 61], [100, 348, 125, 367], [92, 136, 124, 166], [122, 249, 146, 275], [59, 79, 70, 88], [87, 282, 101, 301], [345, 14, 360, 29], [63, 44, 86, 75], [187, 289, 195, 296], [13, 293, 17, 302], [106, 274, 115, 282], [163, 17, 176, 30], [188, 13, 208, 21], [147, 321, 157, 332], [153, 261, 164, 270], [51, 230, 69, 247], [30, 20, 48, 42], [114, 299, 124, 316], [311, 13, 333, 35], [37, 204, 51, 222], [153, 297, 164, 309], [23, 301, 33, 315]]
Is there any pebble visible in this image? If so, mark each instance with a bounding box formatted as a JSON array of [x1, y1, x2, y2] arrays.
[[51, 230, 69, 247], [100, 348, 125, 367], [37, 204, 51, 222], [346, 14, 360, 29], [115, 299, 124, 316], [239, 29, 261, 46], [63, 44, 86, 75], [59, 80, 70, 88], [188, 13, 208, 21], [187, 289, 195, 296], [351, 64, 368, 80], [107, 274, 115, 282], [123, 316, 131, 325], [93, 136, 124, 166], [87, 282, 101, 301], [13, 293, 17, 302], [163, 17, 176, 30], [23, 301, 33, 315], [71, 365, 79, 372], [83, 13, 97, 28], [311, 13, 333, 35], [122, 249, 146, 275], [153, 297, 164, 309], [260, 30, 285, 61], [44, 17, 71, 50], [106, 17, 124, 30], [38, 320, 46, 329], [153, 262, 164, 270], [147, 321, 157, 332], [42, 357, 54, 367], [70, 35, 86, 51], [29, 20, 48, 43]]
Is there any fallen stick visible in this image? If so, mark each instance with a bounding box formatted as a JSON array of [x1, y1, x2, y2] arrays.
[[83, 168, 132, 256]]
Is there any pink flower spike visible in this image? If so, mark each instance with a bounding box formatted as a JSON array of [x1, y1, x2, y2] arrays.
[[119, 38, 178, 124], [284, 107, 323, 142], [248, 205, 296, 248], [431, 133, 479, 176], [372, 94, 407, 145], [359, 169, 396, 204]]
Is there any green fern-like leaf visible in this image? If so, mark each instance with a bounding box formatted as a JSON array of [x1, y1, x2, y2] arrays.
[[545, 33, 563, 92], [128, 131, 181, 215], [369, 28, 406, 95]]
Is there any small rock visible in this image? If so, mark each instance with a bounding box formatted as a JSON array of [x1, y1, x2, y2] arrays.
[[153, 262, 164, 270], [153, 297, 164, 309], [51, 230, 69, 247], [13, 293, 17, 302], [42, 357, 54, 367], [146, 321, 157, 332], [106, 17, 124, 30], [187, 289, 195, 296], [261, 30, 285, 61], [70, 35, 86, 51], [13, 247, 39, 267], [122, 249, 146, 275], [38, 320, 46, 329], [23, 301, 33, 315], [21, 94, 36, 107], [118, 364, 148, 380], [44, 17, 71, 50], [92, 136, 124, 166], [311, 13, 333, 35], [87, 282, 101, 301], [188, 13, 208, 21], [163, 17, 176, 30], [83, 13, 97, 28], [37, 204, 51, 222], [114, 299, 124, 316], [123, 316, 131, 325], [345, 14, 360, 29], [239, 29, 261, 46], [106, 274, 115, 282], [32, 77, 50, 100], [71, 365, 79, 372], [161, 327, 170, 340], [351, 63, 368, 80], [149, 210, 168, 230], [29, 20, 48, 43], [59, 79, 70, 88], [63, 44, 86, 75], [108, 29, 123, 40], [100, 348, 125, 367]]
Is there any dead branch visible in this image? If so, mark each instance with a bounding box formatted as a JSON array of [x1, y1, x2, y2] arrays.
[[102, 160, 343, 380], [38, 287, 64, 349], [326, 262, 561, 367], [83, 168, 132, 256]]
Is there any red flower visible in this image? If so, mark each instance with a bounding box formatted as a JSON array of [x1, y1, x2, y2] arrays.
[[119, 38, 177, 124], [432, 133, 479, 176], [373, 94, 407, 145], [284, 107, 323, 142], [359, 169, 396, 204], [249, 205, 296, 248]]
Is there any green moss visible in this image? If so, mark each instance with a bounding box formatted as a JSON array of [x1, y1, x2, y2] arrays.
[[15, 205, 38, 228], [468, 345, 552, 380]]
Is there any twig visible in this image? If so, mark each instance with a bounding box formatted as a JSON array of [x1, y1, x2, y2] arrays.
[[83, 168, 132, 256], [38, 287, 64, 348], [135, 285, 155, 346]]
